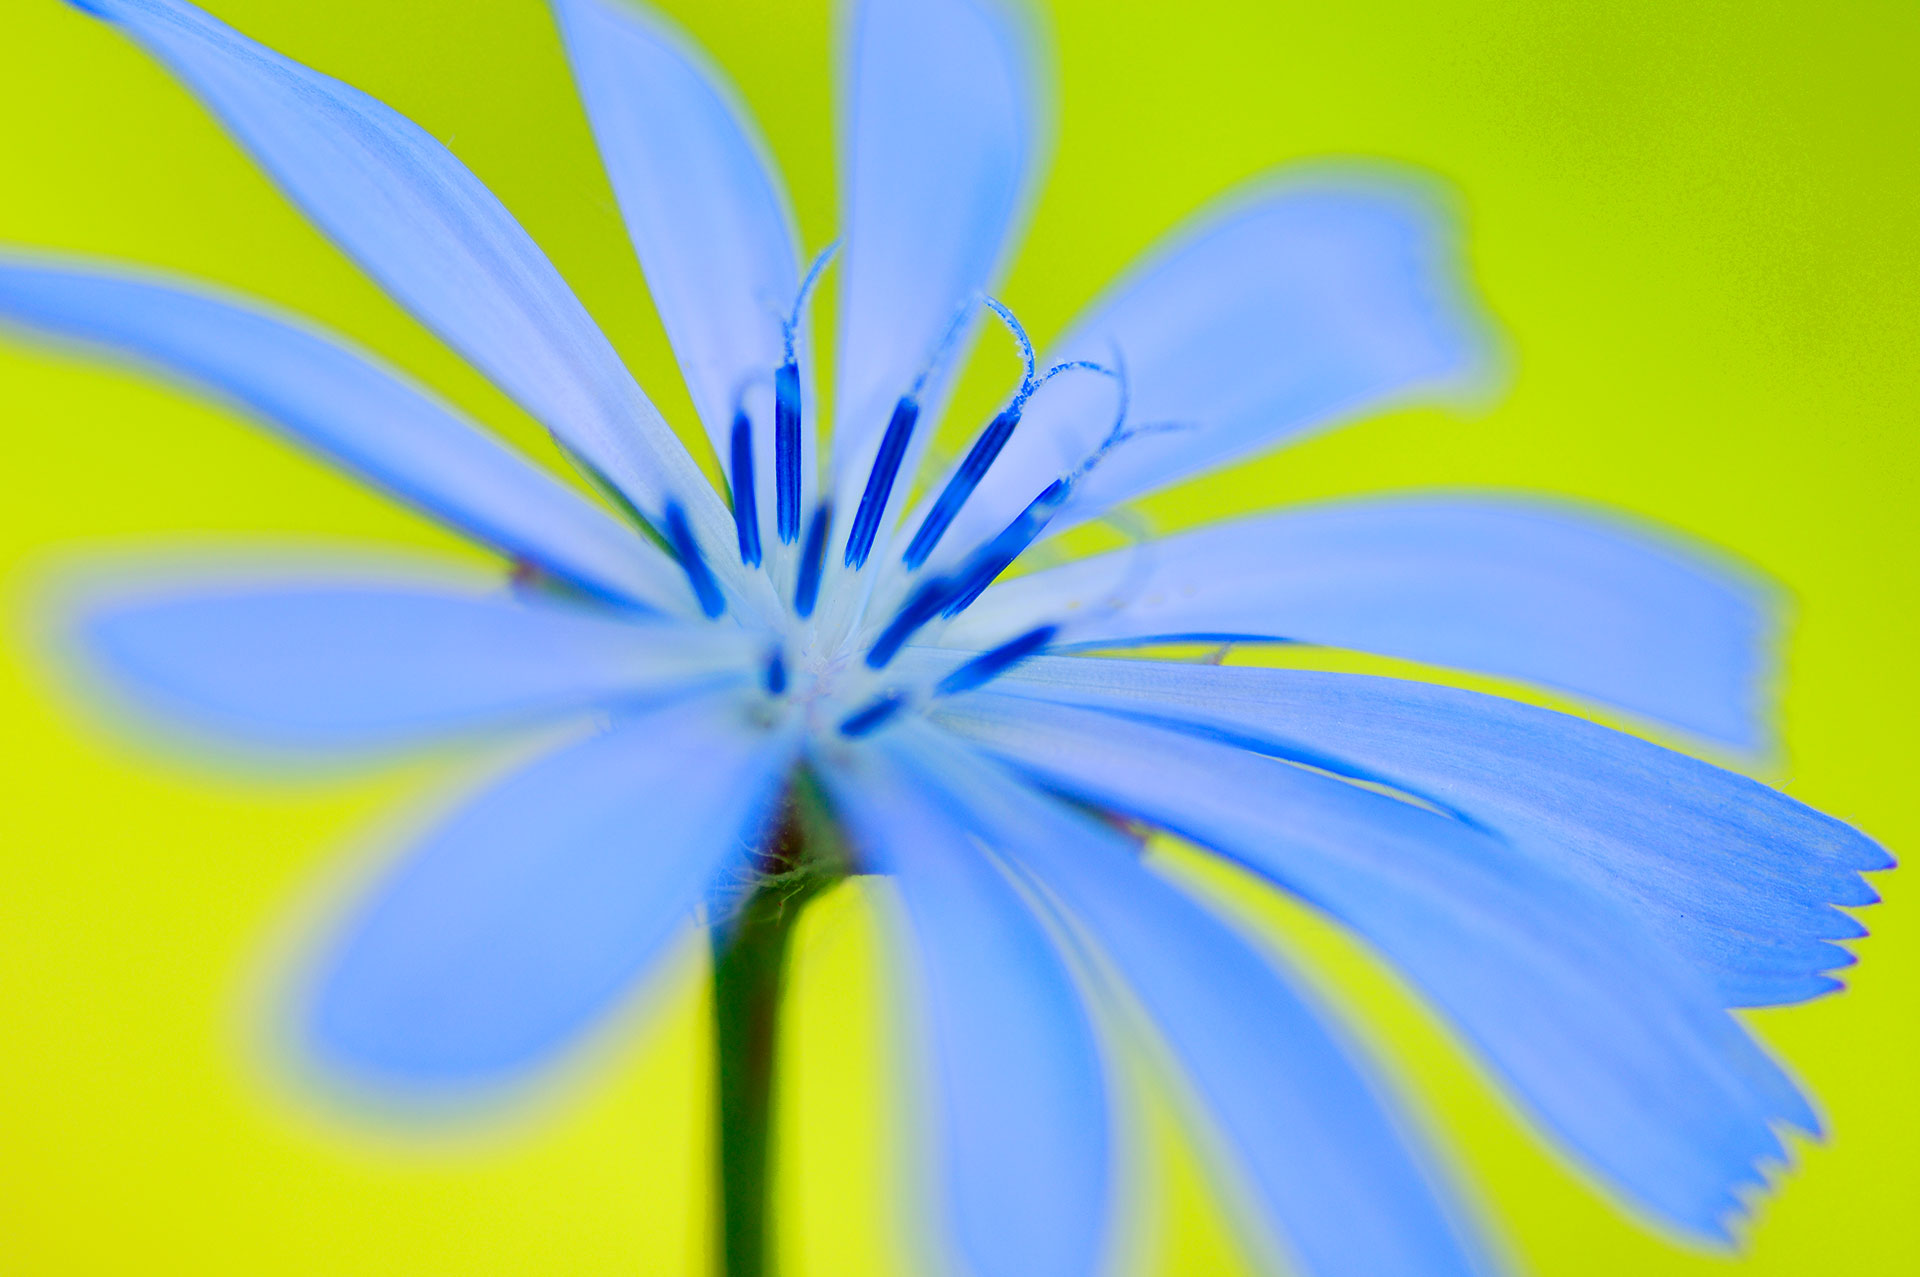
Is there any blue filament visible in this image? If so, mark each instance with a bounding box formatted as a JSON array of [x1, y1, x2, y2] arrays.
[[865, 576, 956, 669], [729, 410, 761, 567], [774, 361, 802, 543], [763, 646, 788, 695], [936, 625, 1058, 696], [775, 241, 838, 545], [902, 357, 1117, 572], [902, 406, 1019, 571], [929, 369, 1138, 618], [866, 359, 1134, 657], [793, 503, 832, 618], [865, 479, 1071, 664], [841, 296, 991, 573], [901, 297, 1037, 570], [663, 501, 725, 619], [861, 477, 1069, 665], [843, 394, 919, 570], [838, 690, 907, 738], [941, 479, 1070, 618]]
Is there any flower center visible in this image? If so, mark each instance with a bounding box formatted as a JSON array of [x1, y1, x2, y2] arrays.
[[657, 277, 1147, 742]]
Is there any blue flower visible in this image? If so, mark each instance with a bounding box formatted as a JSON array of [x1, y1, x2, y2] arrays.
[[1, 0, 1891, 1273]]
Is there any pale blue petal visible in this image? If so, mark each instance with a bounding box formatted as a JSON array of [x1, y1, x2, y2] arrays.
[[553, 0, 815, 528], [980, 656, 1890, 1009], [819, 742, 1108, 1277], [0, 257, 693, 612], [947, 497, 1776, 749], [932, 695, 1810, 1239], [79, 578, 749, 750], [76, 0, 734, 554], [830, 0, 1042, 534], [883, 725, 1499, 1277], [308, 691, 796, 1084], [912, 173, 1493, 582]]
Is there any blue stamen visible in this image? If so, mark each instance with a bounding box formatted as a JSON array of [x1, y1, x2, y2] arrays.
[[941, 479, 1070, 618], [763, 646, 788, 695], [776, 241, 839, 545], [838, 690, 907, 738], [935, 625, 1058, 696], [774, 361, 801, 543], [867, 475, 1073, 662], [663, 501, 726, 618], [793, 502, 832, 618], [929, 366, 1142, 618], [840, 296, 988, 572], [902, 406, 1019, 570], [843, 394, 919, 570], [865, 576, 956, 669], [901, 358, 1118, 572], [729, 409, 761, 567]]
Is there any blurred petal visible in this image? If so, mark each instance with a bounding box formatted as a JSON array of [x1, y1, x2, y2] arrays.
[[932, 695, 1811, 1238], [830, 0, 1043, 526], [308, 691, 796, 1084], [553, 0, 814, 522], [77, 0, 732, 549], [948, 497, 1776, 748], [978, 655, 1890, 1008], [914, 173, 1493, 581], [883, 725, 1499, 1277], [820, 743, 1108, 1277], [80, 578, 749, 750], [0, 257, 692, 612]]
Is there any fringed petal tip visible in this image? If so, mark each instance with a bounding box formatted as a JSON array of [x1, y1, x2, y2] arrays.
[[1855, 840, 1898, 873], [1682, 1133, 1825, 1252], [932, 674, 1849, 1236], [1817, 942, 1860, 972], [982, 657, 1889, 1013]]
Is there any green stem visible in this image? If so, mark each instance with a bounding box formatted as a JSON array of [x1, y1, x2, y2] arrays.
[[710, 776, 841, 1277]]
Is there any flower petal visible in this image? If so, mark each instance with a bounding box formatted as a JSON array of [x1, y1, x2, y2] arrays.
[[884, 724, 1500, 1277], [830, 0, 1043, 531], [932, 693, 1812, 1239], [76, 0, 733, 552], [820, 741, 1109, 1277], [307, 690, 795, 1085], [553, 0, 815, 530], [947, 497, 1777, 748], [78, 576, 748, 751], [977, 655, 1890, 1009], [910, 172, 1493, 581], [0, 256, 693, 612]]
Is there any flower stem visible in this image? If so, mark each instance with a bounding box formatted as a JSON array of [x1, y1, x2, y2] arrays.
[[709, 775, 841, 1277]]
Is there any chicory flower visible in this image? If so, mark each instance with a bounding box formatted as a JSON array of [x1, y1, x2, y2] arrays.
[[0, 1, 1889, 1274]]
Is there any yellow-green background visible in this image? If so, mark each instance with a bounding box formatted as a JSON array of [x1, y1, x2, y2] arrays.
[[2, 0, 1914, 1271]]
